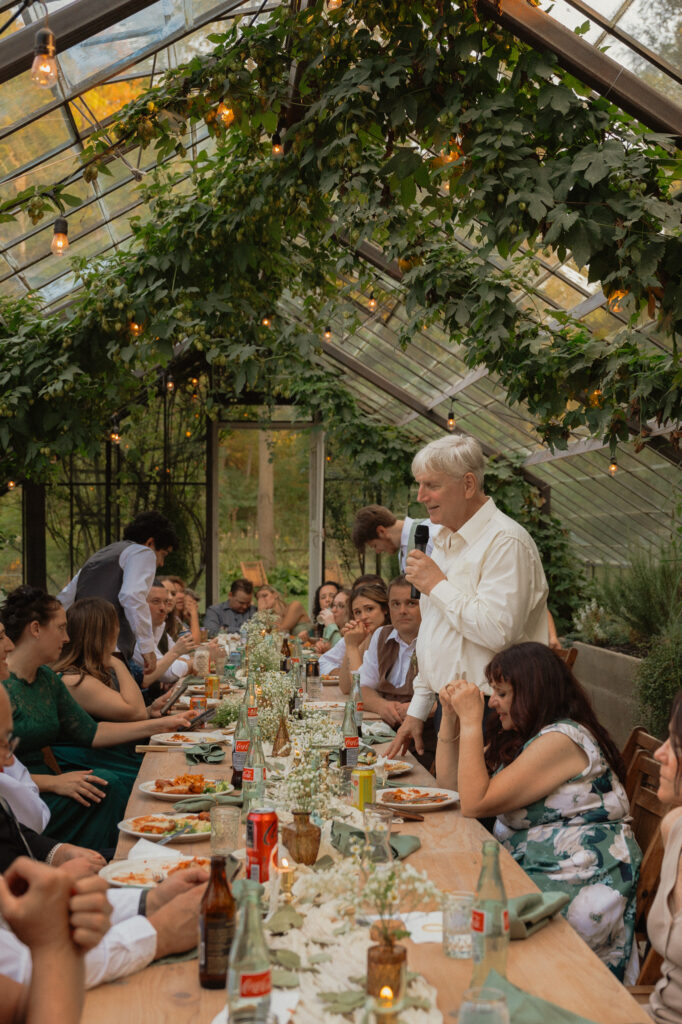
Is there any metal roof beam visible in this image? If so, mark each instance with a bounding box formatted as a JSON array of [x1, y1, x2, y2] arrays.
[[478, 0, 682, 144]]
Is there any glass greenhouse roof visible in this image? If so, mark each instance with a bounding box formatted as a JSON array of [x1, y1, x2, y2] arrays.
[[0, 0, 680, 566]]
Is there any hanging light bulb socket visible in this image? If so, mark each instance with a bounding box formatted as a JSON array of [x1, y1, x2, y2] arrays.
[[51, 217, 69, 255], [261, 315, 272, 328], [166, 373, 175, 393], [216, 100, 235, 127], [6, 480, 16, 491], [31, 26, 58, 88], [271, 131, 284, 158], [323, 326, 332, 341], [608, 455, 618, 477], [368, 294, 377, 312], [447, 404, 456, 432]]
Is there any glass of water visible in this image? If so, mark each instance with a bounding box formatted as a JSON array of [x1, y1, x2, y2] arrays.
[[457, 987, 510, 1024], [442, 890, 474, 959]]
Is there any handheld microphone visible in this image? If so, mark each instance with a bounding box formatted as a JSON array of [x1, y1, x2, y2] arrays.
[[410, 523, 431, 600]]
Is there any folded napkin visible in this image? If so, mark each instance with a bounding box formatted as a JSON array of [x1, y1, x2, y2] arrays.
[[172, 791, 243, 812], [330, 819, 420, 861], [508, 891, 570, 940], [361, 722, 397, 744], [483, 969, 599, 1023], [184, 743, 226, 765]]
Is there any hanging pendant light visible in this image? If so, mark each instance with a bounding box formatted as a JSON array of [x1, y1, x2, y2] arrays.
[[51, 217, 69, 255], [608, 455, 618, 477], [31, 27, 58, 87], [447, 404, 456, 432]]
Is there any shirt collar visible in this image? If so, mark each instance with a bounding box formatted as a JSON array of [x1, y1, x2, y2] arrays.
[[434, 497, 496, 550], [388, 627, 416, 650]]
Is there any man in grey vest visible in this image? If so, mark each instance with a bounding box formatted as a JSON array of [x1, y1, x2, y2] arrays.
[[57, 511, 179, 675], [351, 505, 436, 572]]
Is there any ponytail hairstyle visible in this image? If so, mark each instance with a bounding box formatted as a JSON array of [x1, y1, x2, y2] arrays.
[[484, 642, 625, 784]]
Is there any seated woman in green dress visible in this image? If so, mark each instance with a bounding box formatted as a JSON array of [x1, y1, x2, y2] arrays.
[[1, 586, 193, 852], [436, 641, 642, 983]]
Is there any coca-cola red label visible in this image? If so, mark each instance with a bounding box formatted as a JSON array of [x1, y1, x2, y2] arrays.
[[471, 908, 510, 934], [243, 766, 254, 782], [239, 969, 271, 998], [344, 736, 359, 748], [235, 740, 250, 753], [247, 706, 258, 718], [356, 701, 363, 712]]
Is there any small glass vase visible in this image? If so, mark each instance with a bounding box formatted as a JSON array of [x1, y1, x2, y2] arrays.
[[281, 810, 321, 865], [366, 941, 407, 999]]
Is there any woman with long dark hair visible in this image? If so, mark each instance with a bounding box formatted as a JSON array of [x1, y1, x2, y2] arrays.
[[647, 691, 682, 1022], [336, 581, 390, 694], [436, 642, 641, 982]]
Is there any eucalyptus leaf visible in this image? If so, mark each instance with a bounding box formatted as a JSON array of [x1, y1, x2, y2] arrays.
[[271, 968, 300, 989], [265, 906, 305, 934]]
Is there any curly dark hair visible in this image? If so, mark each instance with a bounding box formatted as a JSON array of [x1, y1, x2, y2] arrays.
[[312, 580, 340, 618], [483, 642, 625, 784], [0, 585, 61, 643], [122, 510, 179, 551]]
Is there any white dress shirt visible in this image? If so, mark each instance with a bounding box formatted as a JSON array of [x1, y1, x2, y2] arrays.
[[360, 628, 416, 691], [408, 498, 548, 720], [0, 888, 157, 988], [319, 636, 347, 676], [58, 544, 158, 655], [0, 759, 51, 833], [133, 623, 190, 685], [399, 517, 437, 571]]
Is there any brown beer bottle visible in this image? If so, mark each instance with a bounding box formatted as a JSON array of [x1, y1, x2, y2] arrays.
[[280, 634, 291, 672], [199, 855, 236, 988]]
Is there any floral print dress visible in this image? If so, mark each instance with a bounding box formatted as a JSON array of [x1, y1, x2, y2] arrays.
[[493, 719, 641, 982]]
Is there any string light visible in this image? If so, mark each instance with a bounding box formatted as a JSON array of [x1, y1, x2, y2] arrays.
[[109, 428, 121, 444], [185, 429, 192, 438], [447, 404, 456, 432], [166, 374, 175, 393], [271, 131, 283, 157], [51, 217, 69, 255], [327, 0, 343, 8], [31, 27, 57, 88], [190, 377, 199, 387], [323, 326, 332, 341], [7, 480, 16, 491], [368, 294, 377, 312], [216, 101, 235, 127], [129, 320, 143, 337], [608, 455, 618, 477], [261, 316, 272, 327]]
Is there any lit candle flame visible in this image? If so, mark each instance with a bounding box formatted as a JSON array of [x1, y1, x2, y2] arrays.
[[379, 986, 393, 1000], [281, 857, 289, 868]]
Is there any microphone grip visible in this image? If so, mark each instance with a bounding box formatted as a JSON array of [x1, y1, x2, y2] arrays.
[[408, 529, 430, 600], [410, 581, 420, 600]]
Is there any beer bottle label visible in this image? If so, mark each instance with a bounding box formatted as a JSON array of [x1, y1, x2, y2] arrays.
[[200, 917, 235, 973], [239, 968, 271, 998]]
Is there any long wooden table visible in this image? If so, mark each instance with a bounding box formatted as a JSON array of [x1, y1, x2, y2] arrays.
[[82, 703, 651, 1024]]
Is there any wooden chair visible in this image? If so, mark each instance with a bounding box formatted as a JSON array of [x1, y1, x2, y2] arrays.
[[622, 726, 661, 781], [324, 560, 344, 584], [554, 646, 578, 668], [628, 750, 665, 848], [239, 560, 268, 588], [629, 825, 665, 999]]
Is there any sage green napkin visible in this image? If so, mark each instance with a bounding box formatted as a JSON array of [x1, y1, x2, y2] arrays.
[[482, 970, 598, 1023], [508, 891, 570, 940], [184, 743, 226, 765], [361, 723, 397, 745], [172, 791, 243, 812], [330, 819, 421, 860], [152, 946, 198, 966]]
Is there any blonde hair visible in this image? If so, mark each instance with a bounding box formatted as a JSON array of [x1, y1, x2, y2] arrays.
[[256, 585, 287, 619], [411, 435, 485, 489]]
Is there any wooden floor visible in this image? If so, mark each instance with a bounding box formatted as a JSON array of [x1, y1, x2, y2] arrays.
[[82, 709, 651, 1024]]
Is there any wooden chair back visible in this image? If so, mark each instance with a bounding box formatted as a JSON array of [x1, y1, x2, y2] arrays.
[[629, 751, 665, 852], [622, 726, 661, 781], [554, 646, 578, 668], [239, 560, 269, 588], [324, 560, 344, 584]]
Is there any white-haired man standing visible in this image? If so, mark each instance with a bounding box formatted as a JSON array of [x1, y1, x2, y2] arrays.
[[386, 435, 549, 759]]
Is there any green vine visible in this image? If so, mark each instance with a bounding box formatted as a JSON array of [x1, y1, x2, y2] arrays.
[[1, 0, 681, 485]]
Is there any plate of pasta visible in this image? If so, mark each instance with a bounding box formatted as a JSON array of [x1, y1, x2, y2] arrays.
[[139, 774, 233, 801], [100, 855, 211, 888], [378, 786, 459, 812], [117, 812, 212, 841]]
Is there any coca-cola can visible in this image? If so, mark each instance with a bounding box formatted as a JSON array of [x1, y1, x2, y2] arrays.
[[245, 806, 278, 884]]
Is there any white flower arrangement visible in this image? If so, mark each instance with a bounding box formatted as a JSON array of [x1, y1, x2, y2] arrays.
[[245, 613, 281, 672], [289, 706, 342, 750], [252, 670, 295, 742], [270, 758, 339, 814]]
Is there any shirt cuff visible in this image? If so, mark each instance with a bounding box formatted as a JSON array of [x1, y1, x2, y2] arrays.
[[84, 916, 158, 988], [107, 887, 145, 925], [407, 691, 436, 721]]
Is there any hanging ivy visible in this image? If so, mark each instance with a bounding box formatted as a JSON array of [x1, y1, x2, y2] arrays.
[[1, 0, 681, 484]]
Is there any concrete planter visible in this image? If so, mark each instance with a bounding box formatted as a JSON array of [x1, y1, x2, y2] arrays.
[[571, 641, 642, 748]]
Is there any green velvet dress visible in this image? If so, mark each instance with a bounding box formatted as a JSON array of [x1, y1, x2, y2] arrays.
[[3, 666, 139, 850]]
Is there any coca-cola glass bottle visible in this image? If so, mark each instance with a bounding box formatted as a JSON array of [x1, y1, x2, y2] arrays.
[[231, 702, 250, 791], [227, 880, 271, 1023], [242, 722, 266, 814], [470, 840, 510, 986]]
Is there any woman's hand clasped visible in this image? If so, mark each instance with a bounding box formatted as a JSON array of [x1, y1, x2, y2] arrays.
[[440, 679, 484, 724], [341, 619, 368, 647], [50, 771, 109, 807]]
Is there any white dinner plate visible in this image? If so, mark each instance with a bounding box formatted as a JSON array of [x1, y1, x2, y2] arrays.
[[384, 760, 413, 776], [149, 730, 228, 747], [138, 779, 233, 801], [99, 854, 211, 888], [378, 786, 459, 812], [304, 700, 346, 711], [117, 812, 212, 842]]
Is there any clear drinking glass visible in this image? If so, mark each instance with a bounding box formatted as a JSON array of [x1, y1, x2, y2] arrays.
[[210, 805, 241, 856], [306, 676, 323, 701], [442, 891, 474, 958], [194, 643, 210, 678], [363, 804, 393, 862], [456, 987, 510, 1024]]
